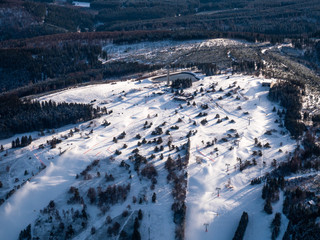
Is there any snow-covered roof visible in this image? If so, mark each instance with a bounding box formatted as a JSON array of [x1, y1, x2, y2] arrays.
[[72, 1, 90, 7]]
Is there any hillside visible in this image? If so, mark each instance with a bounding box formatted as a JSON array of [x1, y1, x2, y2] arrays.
[[1, 0, 320, 41], [1, 1, 320, 239], [0, 73, 299, 239]]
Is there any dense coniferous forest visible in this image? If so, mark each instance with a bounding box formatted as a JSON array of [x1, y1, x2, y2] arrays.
[[0, 95, 101, 139], [282, 188, 320, 240], [0, 29, 292, 50], [0, 61, 160, 99], [268, 80, 306, 138], [0, 43, 104, 92], [2, 0, 320, 42], [4, 0, 319, 39], [259, 77, 320, 239]]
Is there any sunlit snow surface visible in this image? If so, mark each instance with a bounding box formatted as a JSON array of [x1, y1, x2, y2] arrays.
[[0, 74, 294, 239]]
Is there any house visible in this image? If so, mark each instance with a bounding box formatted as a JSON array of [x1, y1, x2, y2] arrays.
[[72, 1, 90, 8]]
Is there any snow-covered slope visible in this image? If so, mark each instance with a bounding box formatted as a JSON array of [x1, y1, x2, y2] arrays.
[[0, 74, 294, 240], [184, 75, 294, 240], [103, 38, 258, 65]]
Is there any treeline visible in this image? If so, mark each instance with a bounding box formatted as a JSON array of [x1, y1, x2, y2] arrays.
[[165, 139, 190, 240], [268, 80, 305, 138], [258, 130, 320, 239], [2, 61, 160, 100], [87, 183, 131, 207], [171, 78, 192, 89], [0, 95, 100, 139], [11, 135, 33, 148], [261, 176, 285, 214], [173, 60, 263, 77], [276, 138, 320, 175], [102, 61, 160, 79], [261, 69, 320, 240], [0, 29, 293, 49], [232, 60, 264, 75], [259, 80, 320, 237]]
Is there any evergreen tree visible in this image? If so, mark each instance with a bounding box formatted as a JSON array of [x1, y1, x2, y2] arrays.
[[271, 212, 281, 240], [133, 217, 140, 230], [264, 200, 273, 214], [119, 230, 128, 239], [15, 138, 20, 147], [59, 222, 65, 231], [138, 209, 143, 220], [87, 187, 96, 204], [21, 136, 27, 147], [131, 228, 141, 240], [65, 224, 74, 239], [152, 192, 157, 203], [28, 135, 32, 144], [232, 212, 249, 240]]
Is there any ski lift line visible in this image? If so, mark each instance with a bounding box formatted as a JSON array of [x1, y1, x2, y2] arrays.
[[196, 145, 214, 162], [82, 138, 109, 155], [83, 148, 92, 154], [116, 211, 135, 240], [35, 154, 46, 167], [82, 118, 138, 155], [206, 93, 255, 129], [106, 146, 113, 154], [177, 113, 187, 123], [205, 93, 247, 120], [84, 102, 163, 157], [28, 145, 46, 167]]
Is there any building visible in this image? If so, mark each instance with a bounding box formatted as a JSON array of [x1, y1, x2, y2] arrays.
[[72, 1, 90, 8]]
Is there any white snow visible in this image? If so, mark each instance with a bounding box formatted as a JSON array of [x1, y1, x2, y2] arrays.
[[0, 74, 294, 240]]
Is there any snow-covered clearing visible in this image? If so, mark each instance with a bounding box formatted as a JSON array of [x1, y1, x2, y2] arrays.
[[0, 74, 294, 239], [103, 38, 257, 65]]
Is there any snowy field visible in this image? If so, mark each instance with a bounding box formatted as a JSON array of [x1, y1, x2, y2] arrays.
[[103, 38, 259, 65], [0, 73, 295, 239]]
